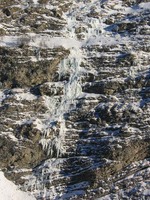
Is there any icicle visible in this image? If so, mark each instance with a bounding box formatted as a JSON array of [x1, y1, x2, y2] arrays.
[[39, 6, 85, 158]]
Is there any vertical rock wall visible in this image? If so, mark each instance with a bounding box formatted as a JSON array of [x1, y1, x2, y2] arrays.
[[0, 0, 150, 199]]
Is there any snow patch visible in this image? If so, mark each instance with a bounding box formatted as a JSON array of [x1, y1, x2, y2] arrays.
[[0, 91, 6, 104], [14, 92, 37, 101], [0, 171, 35, 200]]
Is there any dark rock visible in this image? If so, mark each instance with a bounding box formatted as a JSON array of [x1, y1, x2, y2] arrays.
[[2, 8, 11, 16]]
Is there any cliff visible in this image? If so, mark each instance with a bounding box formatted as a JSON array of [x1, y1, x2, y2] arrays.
[[0, 0, 150, 199]]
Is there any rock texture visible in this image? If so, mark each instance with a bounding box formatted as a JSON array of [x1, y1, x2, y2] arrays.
[[0, 0, 150, 199]]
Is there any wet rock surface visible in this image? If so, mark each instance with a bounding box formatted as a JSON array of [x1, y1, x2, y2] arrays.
[[0, 0, 150, 199]]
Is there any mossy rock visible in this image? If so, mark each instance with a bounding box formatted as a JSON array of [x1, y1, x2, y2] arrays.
[[10, 6, 22, 13], [31, 22, 48, 32], [0, 28, 6, 36], [38, 0, 49, 4], [0, 0, 18, 8]]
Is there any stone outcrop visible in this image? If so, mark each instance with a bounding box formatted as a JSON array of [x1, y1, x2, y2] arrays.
[[0, 46, 69, 88], [0, 0, 150, 199]]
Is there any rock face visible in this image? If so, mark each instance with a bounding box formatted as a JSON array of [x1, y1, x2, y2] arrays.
[[0, 0, 150, 199], [0, 46, 69, 88]]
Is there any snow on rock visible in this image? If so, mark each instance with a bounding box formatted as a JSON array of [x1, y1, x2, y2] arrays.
[[0, 35, 81, 50], [0, 0, 150, 199], [14, 91, 37, 101], [0, 91, 6, 105]]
